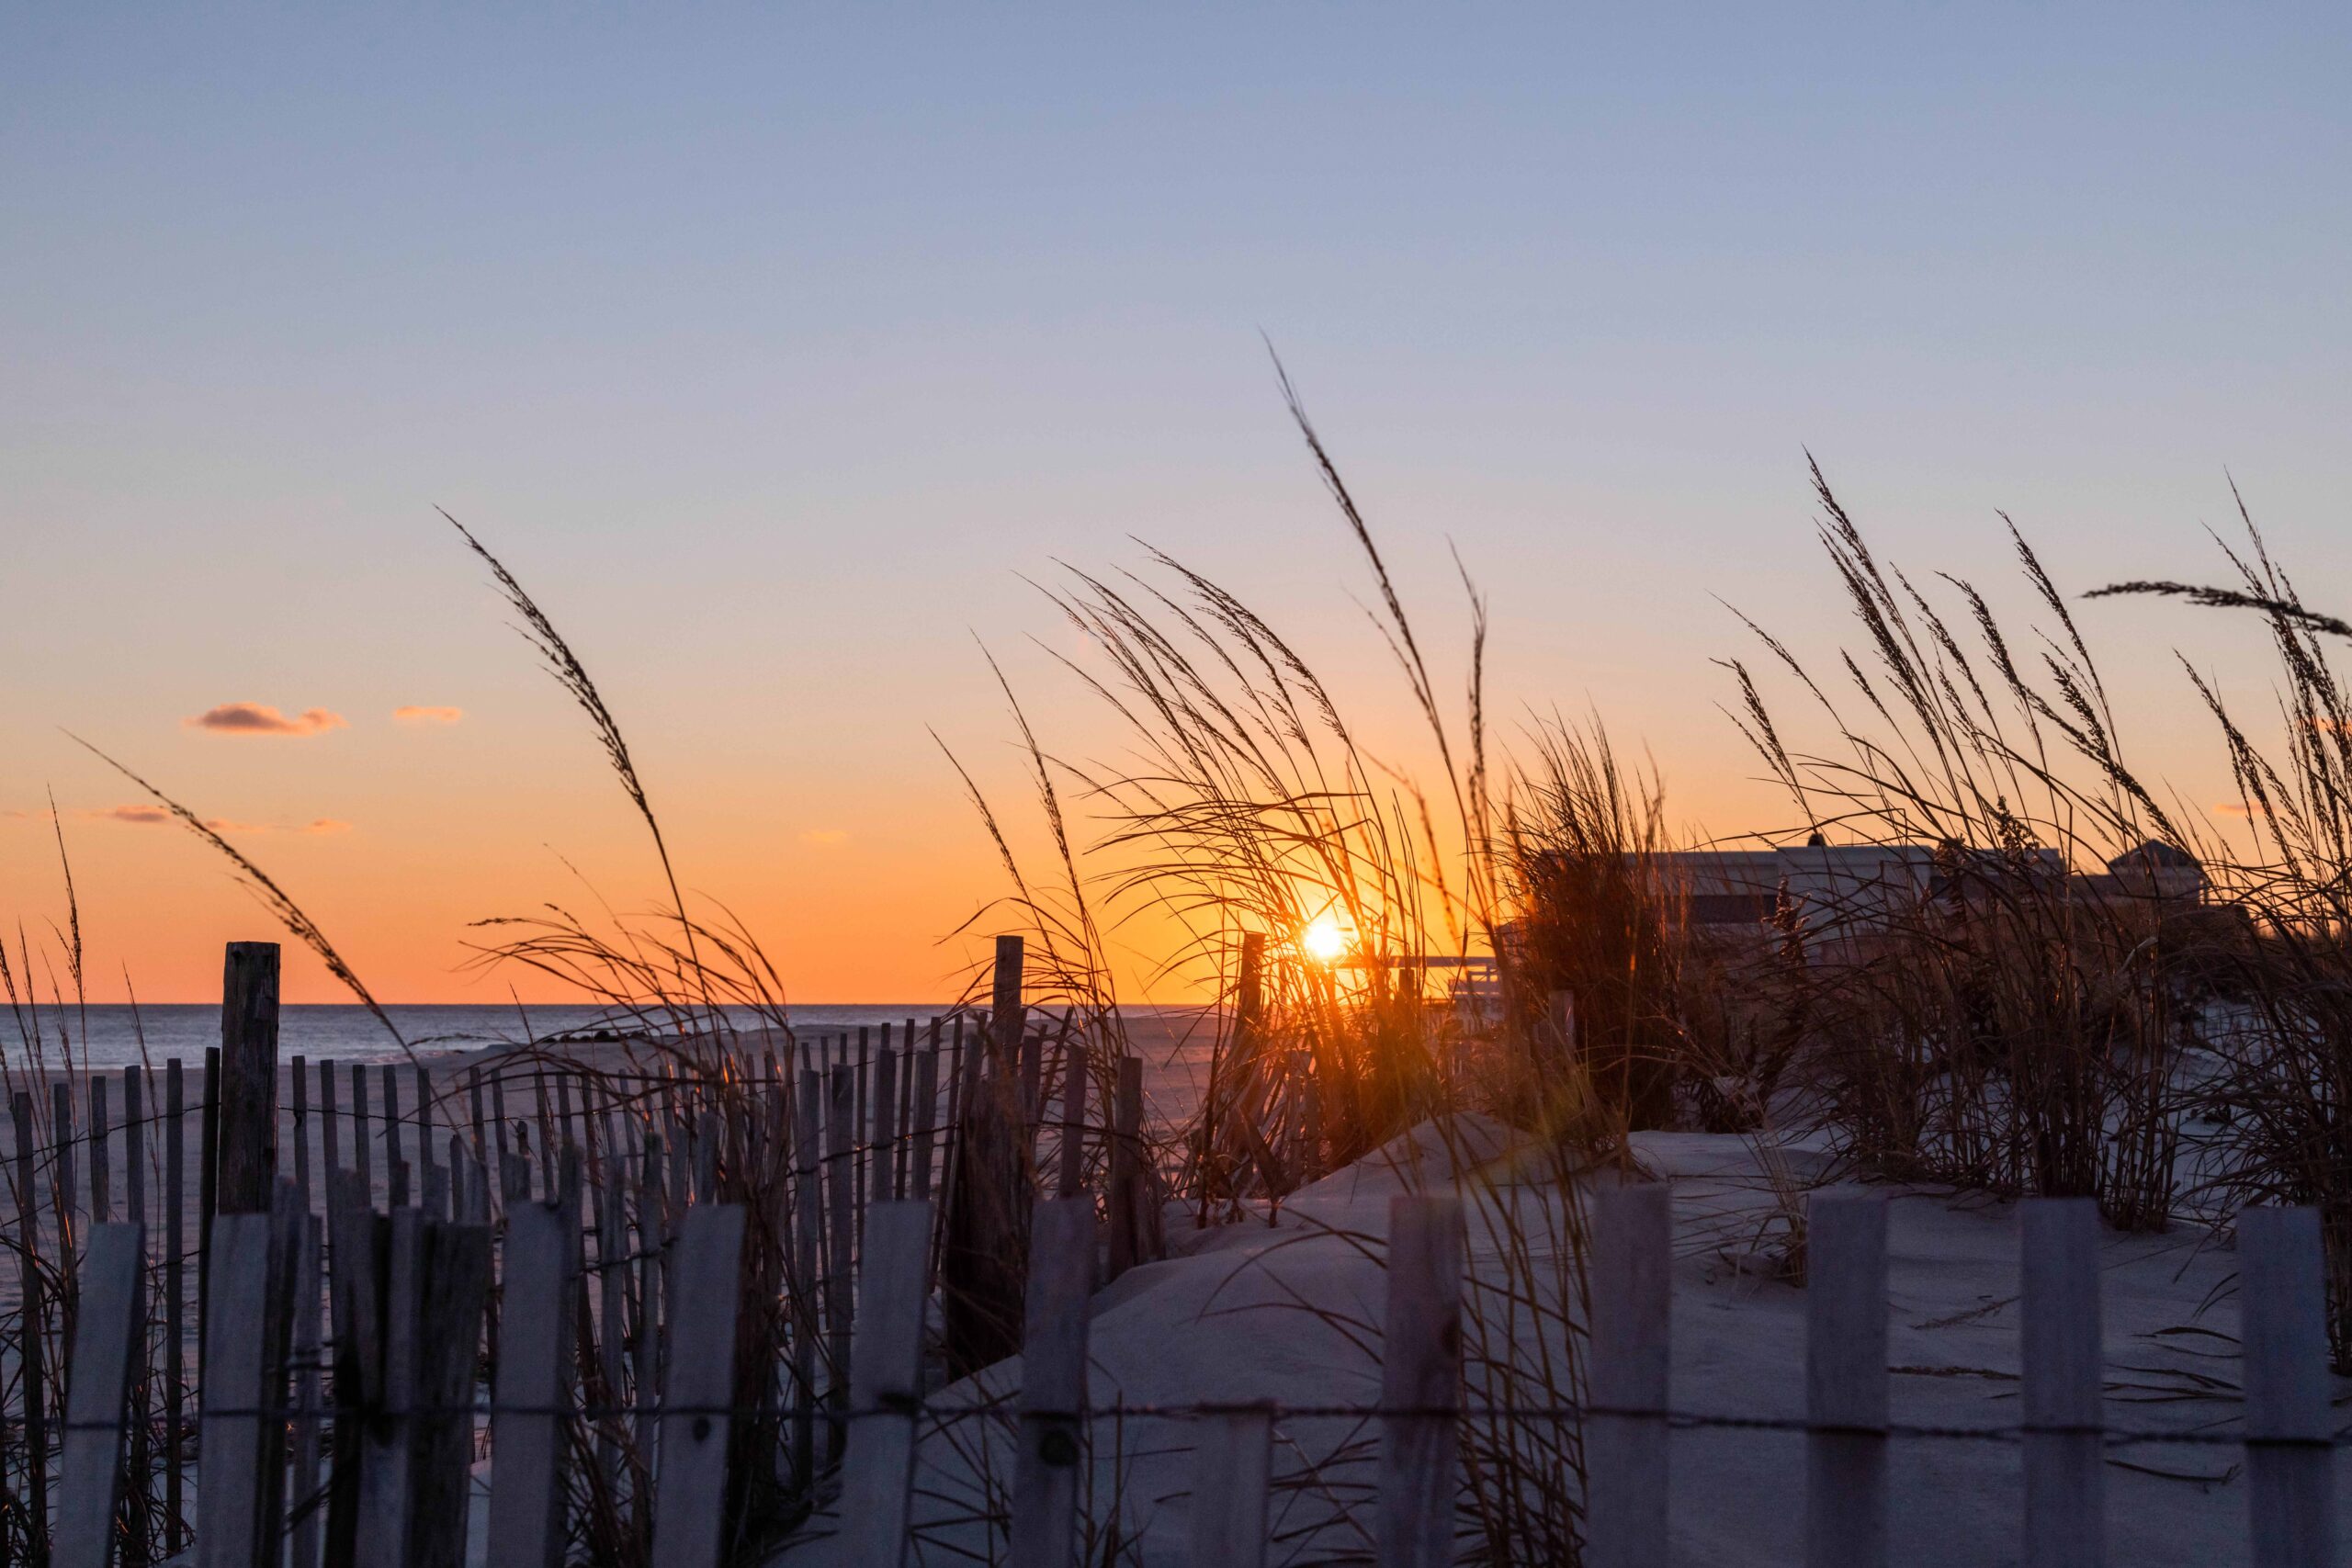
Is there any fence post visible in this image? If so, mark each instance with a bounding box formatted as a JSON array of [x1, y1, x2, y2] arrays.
[[217, 942, 280, 1215], [1377, 1194, 1464, 1568], [487, 1195, 576, 1568], [1010, 1197, 1097, 1568], [998, 935, 1035, 1118], [2241, 1205, 2333, 1568], [1107, 1056, 1144, 1281], [53, 1222, 144, 1568], [650, 1203, 748, 1568], [1189, 1404, 1272, 1568], [2021, 1198, 2101, 1568], [1805, 1189, 1887, 1568], [1589, 1182, 1671, 1568], [838, 1200, 934, 1566]]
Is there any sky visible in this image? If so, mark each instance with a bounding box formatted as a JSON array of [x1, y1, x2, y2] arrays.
[[4, 6, 2348, 1003]]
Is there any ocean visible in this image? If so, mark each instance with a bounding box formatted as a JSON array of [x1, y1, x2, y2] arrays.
[[5, 1002, 1003, 1070]]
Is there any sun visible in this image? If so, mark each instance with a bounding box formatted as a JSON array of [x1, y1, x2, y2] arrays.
[[1301, 912, 1350, 964]]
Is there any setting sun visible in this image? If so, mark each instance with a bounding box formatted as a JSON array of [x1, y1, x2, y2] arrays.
[[1301, 912, 1350, 964]]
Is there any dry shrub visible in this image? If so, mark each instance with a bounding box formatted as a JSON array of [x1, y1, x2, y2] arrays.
[[1727, 464, 2198, 1229], [2094, 506, 2352, 1360]]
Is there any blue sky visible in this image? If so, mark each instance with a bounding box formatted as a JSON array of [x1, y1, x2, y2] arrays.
[[4, 6, 2347, 998]]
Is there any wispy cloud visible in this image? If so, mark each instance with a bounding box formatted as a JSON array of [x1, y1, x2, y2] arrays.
[[800, 829, 849, 847], [2213, 800, 2274, 819], [393, 705, 464, 725], [187, 702, 348, 737], [80, 804, 351, 836]]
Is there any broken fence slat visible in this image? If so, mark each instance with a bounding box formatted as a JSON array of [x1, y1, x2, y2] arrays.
[[1375, 1194, 1463, 1568]]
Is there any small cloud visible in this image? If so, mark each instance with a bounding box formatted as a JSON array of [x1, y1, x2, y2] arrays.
[[91, 804, 174, 826], [302, 818, 352, 835], [393, 705, 464, 725], [187, 702, 348, 737], [800, 829, 849, 847], [2212, 801, 2274, 819]]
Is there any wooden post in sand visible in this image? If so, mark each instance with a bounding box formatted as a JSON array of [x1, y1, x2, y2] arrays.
[[1805, 1190, 1888, 1568], [217, 942, 280, 1216], [941, 937, 1033, 1378], [2021, 1198, 2101, 1568], [1588, 1182, 1671, 1568], [2242, 1206, 2334, 1567], [1008, 1198, 1096, 1568], [1377, 1194, 1463, 1568]]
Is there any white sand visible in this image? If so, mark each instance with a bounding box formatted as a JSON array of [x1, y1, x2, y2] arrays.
[[776, 1119, 2335, 1566]]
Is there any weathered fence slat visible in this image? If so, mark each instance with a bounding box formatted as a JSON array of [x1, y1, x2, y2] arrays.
[[1057, 1033, 1087, 1199], [649, 1203, 748, 1568], [288, 1213, 326, 1568], [792, 1070, 822, 1494], [1805, 1189, 1888, 1568], [90, 1074, 113, 1224], [13, 1091, 51, 1554], [825, 1062, 856, 1459], [355, 1208, 425, 1568], [2021, 1197, 2101, 1568], [164, 1059, 187, 1552], [874, 1039, 899, 1204], [195, 1209, 289, 1568], [124, 1064, 146, 1230], [910, 1032, 940, 1205], [1189, 1405, 1272, 1568], [1010, 1197, 1097, 1568], [837, 1200, 935, 1567], [412, 1220, 492, 1568], [53, 1222, 144, 1568], [1588, 1181, 1671, 1568], [1108, 1055, 1144, 1281], [384, 1071, 408, 1209], [2241, 1205, 2334, 1568], [1376, 1193, 1464, 1568], [486, 1194, 577, 1568]]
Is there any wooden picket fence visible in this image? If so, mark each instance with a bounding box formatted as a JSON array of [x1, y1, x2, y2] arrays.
[[31, 1180, 2346, 1568], [9, 936, 2342, 1567], [4, 936, 1181, 1566]]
